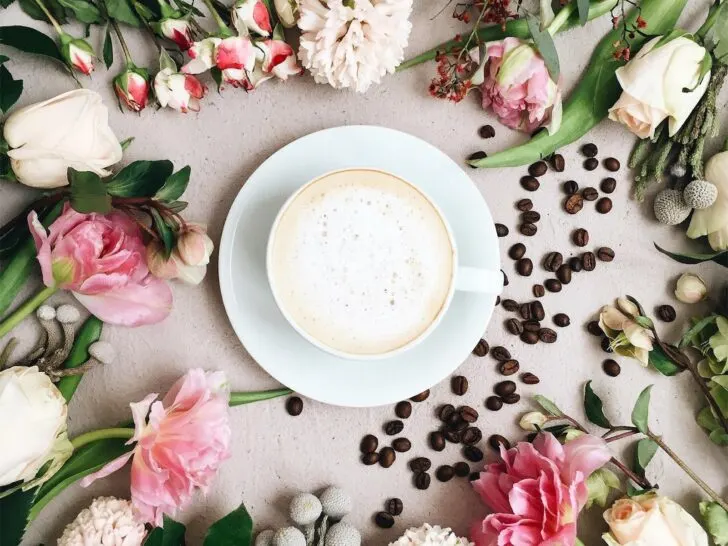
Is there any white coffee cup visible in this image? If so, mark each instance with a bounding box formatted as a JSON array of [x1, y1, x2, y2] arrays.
[[266, 168, 502, 360]]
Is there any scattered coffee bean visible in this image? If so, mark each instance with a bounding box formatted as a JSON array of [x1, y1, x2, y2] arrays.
[[494, 380, 516, 397], [601, 177, 617, 193], [410, 457, 432, 473], [564, 194, 584, 214], [392, 438, 412, 453], [551, 154, 566, 172], [506, 318, 524, 335], [379, 447, 396, 468], [597, 247, 615, 262], [587, 320, 603, 336], [603, 359, 621, 377], [395, 401, 412, 419], [582, 143, 598, 157], [463, 445, 484, 462], [569, 257, 583, 272], [572, 228, 589, 247], [601, 336, 614, 353], [488, 434, 511, 451], [545, 279, 562, 293], [520, 331, 539, 345], [430, 431, 446, 452], [509, 243, 526, 260], [520, 223, 538, 236], [386, 498, 404, 516], [502, 270, 509, 286], [528, 161, 548, 177], [520, 303, 533, 320], [516, 201, 534, 216], [543, 251, 563, 272], [502, 298, 519, 312], [486, 396, 504, 411], [502, 393, 521, 404], [435, 465, 455, 482], [479, 124, 496, 139], [410, 390, 430, 402], [521, 372, 540, 385], [521, 175, 540, 191], [467, 151, 487, 164], [582, 187, 599, 201], [473, 339, 489, 357], [462, 427, 482, 445], [438, 403, 455, 421], [361, 434, 378, 453], [362, 452, 379, 465], [495, 223, 509, 237], [522, 211, 541, 223], [556, 264, 572, 284], [444, 432, 461, 445], [522, 320, 541, 332], [375, 511, 395, 528], [516, 258, 534, 276], [414, 472, 431, 490], [449, 416, 468, 433], [459, 406, 479, 422], [533, 284, 545, 297], [286, 396, 303, 416], [657, 304, 677, 323], [596, 197, 613, 214], [553, 313, 571, 327], [539, 328, 558, 343], [499, 359, 520, 376], [582, 252, 596, 271], [563, 180, 579, 195], [531, 301, 545, 321], [385, 420, 404, 436], [584, 157, 599, 171], [604, 157, 621, 171], [491, 346, 511, 361], [451, 375, 469, 396], [454, 461, 471, 477]]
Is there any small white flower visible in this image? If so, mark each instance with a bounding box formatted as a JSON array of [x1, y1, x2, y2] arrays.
[[675, 273, 707, 304], [388, 523, 473, 546], [519, 411, 548, 431], [58, 497, 146, 546]]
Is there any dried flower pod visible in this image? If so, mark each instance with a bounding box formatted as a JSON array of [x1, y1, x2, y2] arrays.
[[326, 522, 361, 546], [683, 179, 718, 209], [56, 305, 81, 324], [272, 527, 306, 546], [653, 189, 691, 225], [289, 492, 322, 526], [88, 341, 116, 365], [319, 486, 352, 520]]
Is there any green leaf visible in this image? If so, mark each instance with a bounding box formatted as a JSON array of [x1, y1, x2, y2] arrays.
[[584, 381, 613, 429], [155, 165, 191, 201], [57, 0, 103, 22], [69, 169, 112, 214], [0, 62, 22, 114], [626, 482, 650, 497], [0, 0, 16, 8], [534, 394, 564, 417], [106, 160, 174, 197], [120, 136, 134, 150], [526, 13, 560, 81], [631, 385, 653, 435], [18, 0, 68, 23], [648, 345, 682, 376], [697, 406, 720, 432], [709, 429, 728, 446], [167, 200, 188, 213], [204, 502, 253, 546], [654, 243, 728, 268], [680, 315, 718, 348], [56, 317, 103, 402], [150, 208, 175, 257], [106, 0, 140, 25], [701, 502, 728, 546], [145, 516, 187, 546], [211, 66, 223, 91], [586, 467, 621, 508], [633, 315, 654, 329], [0, 26, 64, 63], [576, 0, 589, 25], [633, 438, 658, 477], [103, 25, 114, 68], [0, 487, 37, 546]]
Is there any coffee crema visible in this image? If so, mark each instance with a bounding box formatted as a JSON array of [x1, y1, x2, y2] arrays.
[[268, 169, 455, 356]]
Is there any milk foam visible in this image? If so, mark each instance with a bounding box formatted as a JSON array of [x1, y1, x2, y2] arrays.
[[269, 169, 454, 356]]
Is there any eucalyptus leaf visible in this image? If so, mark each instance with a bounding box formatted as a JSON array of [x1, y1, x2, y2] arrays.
[[106, 160, 174, 197], [103, 25, 113, 68], [69, 169, 112, 214], [57, 0, 103, 23], [145, 516, 187, 546], [526, 13, 560, 80], [584, 381, 612, 428], [634, 438, 658, 477], [700, 502, 728, 546], [648, 345, 682, 376], [0, 26, 64, 63], [0, 62, 22, 113], [631, 385, 653, 435], [576, 0, 589, 25], [534, 394, 564, 417], [654, 243, 728, 268], [155, 165, 191, 201], [203, 502, 253, 546], [106, 0, 140, 26]]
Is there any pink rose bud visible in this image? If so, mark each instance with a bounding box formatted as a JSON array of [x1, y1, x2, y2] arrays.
[[232, 0, 272, 37], [154, 68, 206, 112], [215, 36, 257, 87], [182, 37, 222, 74], [177, 223, 213, 267], [257, 39, 303, 80], [146, 240, 180, 280], [113, 67, 150, 112], [61, 35, 95, 75], [159, 18, 194, 50]]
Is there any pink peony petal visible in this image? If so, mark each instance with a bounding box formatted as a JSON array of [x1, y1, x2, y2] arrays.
[[79, 451, 134, 487], [27, 211, 55, 287], [129, 393, 159, 443]]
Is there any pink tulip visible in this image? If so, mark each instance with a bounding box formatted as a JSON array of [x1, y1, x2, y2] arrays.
[[257, 39, 303, 80], [471, 432, 610, 546], [27, 204, 172, 327], [81, 369, 232, 526]]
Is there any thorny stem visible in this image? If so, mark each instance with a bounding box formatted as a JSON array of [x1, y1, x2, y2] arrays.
[[33, 0, 64, 35], [111, 19, 134, 65]]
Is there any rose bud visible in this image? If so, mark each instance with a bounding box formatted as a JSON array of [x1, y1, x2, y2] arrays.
[[518, 411, 548, 432], [154, 68, 206, 112], [215, 36, 257, 87], [257, 39, 303, 79], [113, 66, 150, 112], [675, 273, 708, 304], [177, 223, 213, 267], [182, 37, 222, 74], [232, 0, 273, 37], [60, 35, 95, 75], [159, 18, 194, 50]]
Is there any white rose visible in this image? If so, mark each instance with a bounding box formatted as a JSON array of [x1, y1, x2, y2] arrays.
[[608, 36, 710, 139], [3, 89, 123, 189], [0, 366, 73, 488], [603, 494, 709, 546]]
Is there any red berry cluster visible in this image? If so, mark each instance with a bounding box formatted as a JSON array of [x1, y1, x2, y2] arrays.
[[452, 0, 517, 29], [428, 52, 476, 102], [610, 1, 648, 61]]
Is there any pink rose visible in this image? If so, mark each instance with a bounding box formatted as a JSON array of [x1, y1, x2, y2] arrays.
[[232, 0, 272, 37], [258, 39, 303, 80], [215, 36, 257, 87], [159, 18, 194, 51], [478, 38, 560, 133], [471, 432, 611, 546], [28, 203, 172, 326], [81, 369, 232, 526]]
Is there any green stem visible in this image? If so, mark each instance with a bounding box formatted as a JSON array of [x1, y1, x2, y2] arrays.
[[697, 0, 723, 39], [546, 0, 576, 35], [229, 388, 292, 406], [201, 0, 231, 36], [111, 19, 134, 65], [33, 0, 64, 35], [70, 427, 135, 450], [0, 286, 58, 339]]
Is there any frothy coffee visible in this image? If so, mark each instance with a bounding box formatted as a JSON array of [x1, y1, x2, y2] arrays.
[[268, 169, 455, 356]]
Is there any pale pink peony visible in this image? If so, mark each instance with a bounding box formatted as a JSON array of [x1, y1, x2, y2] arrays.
[[478, 38, 560, 133], [80, 369, 232, 526], [471, 432, 611, 546], [28, 204, 172, 326]]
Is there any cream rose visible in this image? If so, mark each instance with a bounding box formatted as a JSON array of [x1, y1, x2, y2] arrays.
[[3, 89, 123, 189], [608, 36, 710, 139], [603, 494, 709, 546]]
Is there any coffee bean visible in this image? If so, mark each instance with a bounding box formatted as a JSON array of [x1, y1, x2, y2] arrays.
[[601, 336, 614, 353], [462, 427, 482, 445], [414, 472, 431, 490], [434, 465, 454, 482], [375, 511, 395, 528], [521, 175, 540, 191], [485, 396, 503, 411], [392, 438, 412, 453], [495, 223, 509, 237], [572, 228, 589, 247], [551, 154, 566, 172], [587, 320, 603, 336], [520, 303, 532, 320], [521, 372, 540, 385], [582, 252, 596, 271], [409, 457, 431, 473], [451, 375, 469, 396], [386, 498, 404, 516], [543, 251, 563, 272], [528, 161, 548, 177], [494, 380, 516, 397], [361, 434, 378, 453], [469, 472, 480, 481], [597, 247, 615, 262], [502, 270, 509, 286], [516, 258, 533, 277], [467, 151, 487, 164], [556, 264, 572, 284], [596, 197, 613, 214], [491, 346, 511, 361], [584, 157, 599, 171], [479, 124, 496, 138], [444, 429, 461, 444], [463, 445, 484, 462], [506, 318, 524, 335], [362, 452, 379, 465], [430, 431, 446, 451], [459, 406, 479, 422], [533, 284, 545, 298], [582, 143, 598, 157], [601, 177, 617, 193], [446, 412, 467, 432], [488, 434, 511, 451], [286, 396, 303, 416], [545, 279, 562, 293], [522, 320, 540, 332], [520, 331, 539, 345], [539, 328, 557, 343], [379, 447, 396, 468], [563, 180, 579, 195], [603, 359, 621, 377], [502, 393, 521, 404], [438, 403, 456, 421], [508, 243, 526, 260], [582, 187, 599, 201], [499, 360, 520, 376], [395, 401, 412, 419], [410, 390, 430, 402], [569, 257, 583, 272], [502, 299, 519, 312], [522, 211, 541, 223], [385, 420, 404, 436], [520, 223, 537, 236], [454, 461, 471, 477], [553, 313, 571, 327], [473, 339, 489, 357], [564, 194, 584, 214], [531, 301, 545, 321], [604, 157, 621, 171], [516, 199, 533, 212], [657, 304, 676, 323]]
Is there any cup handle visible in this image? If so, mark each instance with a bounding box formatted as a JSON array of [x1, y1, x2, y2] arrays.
[[455, 266, 503, 294]]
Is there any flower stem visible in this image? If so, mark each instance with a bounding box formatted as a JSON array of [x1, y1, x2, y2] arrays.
[[111, 19, 134, 65], [0, 286, 58, 340], [70, 427, 135, 450], [201, 0, 232, 37], [229, 388, 292, 406], [33, 0, 64, 35], [546, 1, 576, 35]]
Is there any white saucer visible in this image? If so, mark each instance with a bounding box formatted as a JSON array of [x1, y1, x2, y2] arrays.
[[219, 126, 500, 407]]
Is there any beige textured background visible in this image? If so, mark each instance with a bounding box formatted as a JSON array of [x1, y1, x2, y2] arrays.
[[2, 0, 727, 544]]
